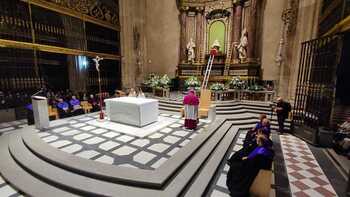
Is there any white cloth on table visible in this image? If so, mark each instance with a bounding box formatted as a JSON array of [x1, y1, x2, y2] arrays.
[[105, 97, 158, 127], [184, 105, 198, 120]]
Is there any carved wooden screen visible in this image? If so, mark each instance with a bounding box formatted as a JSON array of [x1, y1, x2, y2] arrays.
[[292, 35, 343, 144]]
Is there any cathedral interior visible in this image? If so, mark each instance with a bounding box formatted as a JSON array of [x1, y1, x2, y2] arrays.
[[0, 0, 350, 196]]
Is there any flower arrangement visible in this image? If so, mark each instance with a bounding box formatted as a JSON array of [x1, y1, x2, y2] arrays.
[[159, 74, 170, 88], [210, 83, 226, 91], [228, 76, 247, 90], [185, 76, 201, 89], [144, 74, 171, 89]]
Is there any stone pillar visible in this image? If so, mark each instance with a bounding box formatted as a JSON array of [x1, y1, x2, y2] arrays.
[[247, 0, 258, 62], [180, 11, 187, 63], [67, 55, 87, 93], [231, 2, 243, 64], [195, 9, 204, 63]]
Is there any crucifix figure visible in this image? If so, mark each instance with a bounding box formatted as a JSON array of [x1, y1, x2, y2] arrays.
[[93, 56, 104, 120]]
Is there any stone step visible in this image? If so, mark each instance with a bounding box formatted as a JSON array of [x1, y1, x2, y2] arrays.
[[1, 119, 241, 196], [0, 135, 76, 197], [0, 115, 289, 197], [159, 106, 180, 112]]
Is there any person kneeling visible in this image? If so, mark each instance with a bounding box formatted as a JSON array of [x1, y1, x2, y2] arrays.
[[226, 133, 274, 197]]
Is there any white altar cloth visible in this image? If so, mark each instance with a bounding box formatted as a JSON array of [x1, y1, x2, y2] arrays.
[[105, 97, 158, 127]]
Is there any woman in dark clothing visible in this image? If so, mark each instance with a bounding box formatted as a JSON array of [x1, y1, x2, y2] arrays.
[[26, 103, 34, 125], [226, 133, 274, 197], [230, 118, 271, 162]]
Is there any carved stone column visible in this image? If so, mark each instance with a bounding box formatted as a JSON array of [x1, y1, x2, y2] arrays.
[[231, 1, 243, 64], [195, 8, 204, 63], [180, 10, 187, 63], [247, 0, 257, 62]]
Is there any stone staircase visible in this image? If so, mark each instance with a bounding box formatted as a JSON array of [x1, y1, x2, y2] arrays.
[[158, 98, 291, 131], [0, 98, 291, 196]]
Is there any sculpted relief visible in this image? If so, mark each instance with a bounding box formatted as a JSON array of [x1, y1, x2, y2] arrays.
[[46, 0, 119, 26]]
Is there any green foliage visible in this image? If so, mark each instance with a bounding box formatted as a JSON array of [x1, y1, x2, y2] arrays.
[[247, 84, 264, 91], [210, 82, 225, 91], [159, 74, 170, 88], [185, 76, 201, 89], [145, 74, 170, 89], [228, 76, 247, 90]]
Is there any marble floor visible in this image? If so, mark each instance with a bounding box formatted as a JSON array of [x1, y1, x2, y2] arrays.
[[0, 113, 347, 197], [37, 113, 208, 170]]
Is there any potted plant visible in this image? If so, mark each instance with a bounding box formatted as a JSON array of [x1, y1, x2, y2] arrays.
[[185, 76, 201, 91], [228, 76, 247, 90], [159, 74, 170, 89], [210, 82, 226, 92]]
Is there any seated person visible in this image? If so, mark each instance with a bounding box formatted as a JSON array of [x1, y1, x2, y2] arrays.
[[128, 88, 137, 97], [25, 103, 34, 125], [333, 117, 350, 156], [244, 114, 269, 147], [232, 118, 271, 161], [226, 133, 274, 197], [88, 94, 99, 112], [69, 95, 84, 116], [56, 98, 70, 118]]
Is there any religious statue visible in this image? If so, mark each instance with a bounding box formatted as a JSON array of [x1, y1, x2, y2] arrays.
[[186, 38, 196, 63], [212, 39, 221, 50], [236, 28, 248, 62]]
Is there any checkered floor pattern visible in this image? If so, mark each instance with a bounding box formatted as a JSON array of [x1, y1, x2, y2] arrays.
[[37, 113, 208, 170], [0, 119, 27, 134], [280, 135, 338, 197], [0, 174, 22, 197]]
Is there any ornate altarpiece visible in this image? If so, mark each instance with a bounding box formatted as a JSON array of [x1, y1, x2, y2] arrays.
[[177, 0, 261, 82]]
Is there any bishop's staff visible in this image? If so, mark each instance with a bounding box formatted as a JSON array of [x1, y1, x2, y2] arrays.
[[93, 56, 104, 120]]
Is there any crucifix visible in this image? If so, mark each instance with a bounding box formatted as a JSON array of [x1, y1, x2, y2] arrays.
[[93, 56, 104, 120]]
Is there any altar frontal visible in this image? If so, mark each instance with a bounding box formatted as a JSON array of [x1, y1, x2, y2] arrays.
[[105, 97, 159, 127]]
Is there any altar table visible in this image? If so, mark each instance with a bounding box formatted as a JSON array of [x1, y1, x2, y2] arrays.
[[105, 97, 158, 127]]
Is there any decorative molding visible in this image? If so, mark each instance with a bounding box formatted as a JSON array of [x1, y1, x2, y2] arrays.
[[179, 0, 232, 10], [0, 38, 121, 60], [21, 0, 120, 31], [206, 9, 231, 20], [281, 0, 298, 35]]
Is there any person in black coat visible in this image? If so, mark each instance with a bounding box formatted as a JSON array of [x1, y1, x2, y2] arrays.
[[226, 132, 274, 197], [275, 97, 291, 134]]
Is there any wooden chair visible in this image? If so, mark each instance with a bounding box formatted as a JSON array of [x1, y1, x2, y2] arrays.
[[198, 89, 212, 118], [249, 169, 272, 197], [180, 89, 213, 118], [48, 105, 59, 120], [80, 101, 93, 114]]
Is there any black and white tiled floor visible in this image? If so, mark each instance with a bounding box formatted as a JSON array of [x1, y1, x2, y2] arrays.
[[37, 113, 209, 170], [0, 119, 27, 135], [0, 174, 23, 197]]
